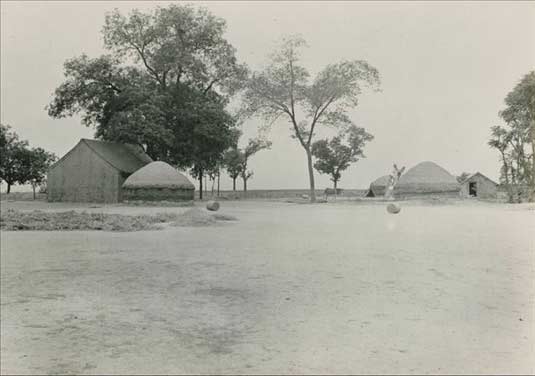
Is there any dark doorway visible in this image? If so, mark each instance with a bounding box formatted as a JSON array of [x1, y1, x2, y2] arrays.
[[469, 182, 477, 197]]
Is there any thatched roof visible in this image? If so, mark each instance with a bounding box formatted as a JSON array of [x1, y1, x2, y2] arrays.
[[366, 175, 390, 197], [371, 175, 390, 188], [366, 161, 460, 197], [122, 161, 195, 190], [395, 161, 459, 194]]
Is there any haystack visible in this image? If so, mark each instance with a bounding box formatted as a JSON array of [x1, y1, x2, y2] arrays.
[[366, 175, 390, 197], [395, 161, 459, 197], [122, 161, 195, 202]]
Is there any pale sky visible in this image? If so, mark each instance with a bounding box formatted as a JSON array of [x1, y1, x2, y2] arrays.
[[2, 1, 534, 191]]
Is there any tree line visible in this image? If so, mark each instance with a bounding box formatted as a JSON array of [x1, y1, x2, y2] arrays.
[[3, 4, 531, 202], [43, 4, 377, 200], [488, 71, 534, 203], [0, 124, 57, 196]]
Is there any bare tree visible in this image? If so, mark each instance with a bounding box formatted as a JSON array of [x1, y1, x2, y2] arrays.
[[244, 36, 380, 202], [384, 164, 405, 200]]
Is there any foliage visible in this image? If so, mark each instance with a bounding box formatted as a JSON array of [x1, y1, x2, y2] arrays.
[[311, 125, 373, 189], [239, 138, 272, 191], [488, 71, 535, 202], [0, 124, 56, 194], [48, 4, 247, 185], [18, 147, 57, 188], [0, 124, 28, 192], [222, 135, 271, 191], [243, 35, 380, 201], [222, 147, 243, 189]]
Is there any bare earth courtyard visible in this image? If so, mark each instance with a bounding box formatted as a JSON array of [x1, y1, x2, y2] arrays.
[[1, 200, 534, 374]]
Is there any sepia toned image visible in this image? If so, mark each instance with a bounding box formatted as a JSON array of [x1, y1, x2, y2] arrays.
[[1, 1, 534, 374]]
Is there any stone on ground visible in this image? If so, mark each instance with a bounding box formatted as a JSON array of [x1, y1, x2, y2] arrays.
[[387, 203, 401, 214], [206, 201, 220, 211]]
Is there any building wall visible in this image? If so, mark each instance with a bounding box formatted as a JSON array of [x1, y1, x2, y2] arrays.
[[460, 175, 497, 199], [47, 142, 122, 203], [122, 187, 194, 202]]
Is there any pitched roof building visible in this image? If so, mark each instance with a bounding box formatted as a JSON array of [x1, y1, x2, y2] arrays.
[[47, 139, 152, 203], [459, 172, 498, 199]]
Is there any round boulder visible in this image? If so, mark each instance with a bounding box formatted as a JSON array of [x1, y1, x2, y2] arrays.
[[387, 203, 401, 214], [206, 201, 220, 211]]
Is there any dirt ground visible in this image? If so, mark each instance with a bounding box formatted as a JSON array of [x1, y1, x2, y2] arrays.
[[1, 200, 534, 374]]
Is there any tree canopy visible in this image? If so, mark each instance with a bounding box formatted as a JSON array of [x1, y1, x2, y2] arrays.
[[311, 125, 373, 190], [0, 124, 57, 194], [48, 4, 248, 187], [222, 135, 271, 192], [243, 35, 380, 201], [489, 71, 535, 202]]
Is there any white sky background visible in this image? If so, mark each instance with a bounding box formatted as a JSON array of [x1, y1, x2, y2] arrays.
[[1, 1, 534, 191]]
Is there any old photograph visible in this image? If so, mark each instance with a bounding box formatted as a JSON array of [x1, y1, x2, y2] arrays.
[[1, 1, 534, 374]]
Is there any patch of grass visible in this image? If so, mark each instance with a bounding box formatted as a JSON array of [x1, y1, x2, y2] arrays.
[[0, 209, 179, 232], [0, 208, 238, 231]]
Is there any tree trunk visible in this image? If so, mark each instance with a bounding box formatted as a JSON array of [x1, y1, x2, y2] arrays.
[[306, 148, 316, 202], [204, 175, 207, 196], [211, 176, 215, 197], [198, 170, 203, 200], [333, 179, 338, 200], [232, 177, 236, 191], [7, 183, 11, 194], [32, 184, 36, 200], [500, 152, 513, 203], [217, 171, 220, 197], [243, 178, 247, 193], [530, 120, 535, 202]]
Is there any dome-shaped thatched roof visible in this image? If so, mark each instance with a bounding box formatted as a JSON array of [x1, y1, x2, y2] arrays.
[[123, 161, 194, 190], [371, 175, 390, 188], [395, 161, 459, 194], [366, 175, 390, 197]]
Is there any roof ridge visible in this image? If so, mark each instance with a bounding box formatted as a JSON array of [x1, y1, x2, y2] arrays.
[[81, 139, 150, 173], [80, 139, 123, 172]]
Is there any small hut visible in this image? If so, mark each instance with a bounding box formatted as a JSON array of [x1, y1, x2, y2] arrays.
[[459, 172, 498, 199], [366, 175, 390, 197], [122, 161, 195, 202]]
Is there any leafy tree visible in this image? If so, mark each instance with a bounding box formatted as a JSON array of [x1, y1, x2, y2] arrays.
[[48, 5, 248, 199], [488, 71, 534, 202], [223, 148, 243, 191], [243, 35, 380, 202], [239, 138, 272, 192], [222, 136, 271, 192], [0, 124, 56, 196], [489, 125, 514, 201], [18, 147, 57, 199], [0, 124, 28, 194], [311, 125, 373, 192]]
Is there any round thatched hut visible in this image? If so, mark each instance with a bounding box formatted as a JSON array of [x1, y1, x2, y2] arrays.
[[122, 161, 195, 201], [395, 161, 460, 197], [366, 161, 460, 198], [366, 175, 390, 197]]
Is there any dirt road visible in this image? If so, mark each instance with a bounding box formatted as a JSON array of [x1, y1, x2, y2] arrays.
[[1, 201, 534, 374]]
